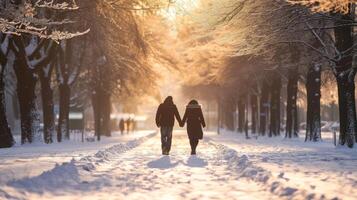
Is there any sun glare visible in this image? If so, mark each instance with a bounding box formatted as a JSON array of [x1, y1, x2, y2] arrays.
[[163, 0, 199, 21]]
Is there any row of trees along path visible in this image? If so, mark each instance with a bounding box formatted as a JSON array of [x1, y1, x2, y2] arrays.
[[0, 0, 173, 148]]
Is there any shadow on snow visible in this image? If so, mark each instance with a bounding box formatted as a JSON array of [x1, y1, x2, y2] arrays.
[[147, 156, 179, 169], [147, 155, 208, 169], [185, 156, 208, 168]]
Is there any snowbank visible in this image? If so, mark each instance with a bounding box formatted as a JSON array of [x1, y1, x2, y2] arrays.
[[0, 131, 157, 199], [206, 130, 357, 200], [207, 140, 326, 199]]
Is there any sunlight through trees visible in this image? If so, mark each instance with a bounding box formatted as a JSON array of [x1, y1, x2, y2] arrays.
[[0, 0, 357, 149]]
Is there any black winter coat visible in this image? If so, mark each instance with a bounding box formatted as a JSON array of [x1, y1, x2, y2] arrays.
[[155, 103, 181, 127], [182, 105, 206, 140]]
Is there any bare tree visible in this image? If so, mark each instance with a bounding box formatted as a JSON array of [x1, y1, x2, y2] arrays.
[[0, 33, 14, 148]]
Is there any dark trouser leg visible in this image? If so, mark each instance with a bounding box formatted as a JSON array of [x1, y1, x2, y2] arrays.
[[161, 127, 173, 154], [190, 139, 199, 154], [166, 127, 173, 153], [160, 127, 167, 153]]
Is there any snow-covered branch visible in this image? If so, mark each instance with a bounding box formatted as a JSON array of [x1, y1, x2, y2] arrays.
[[35, 0, 79, 10], [0, 0, 88, 41]]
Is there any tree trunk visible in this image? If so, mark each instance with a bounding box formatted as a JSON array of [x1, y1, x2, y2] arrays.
[[0, 43, 13, 148], [269, 74, 281, 137], [250, 94, 258, 134], [92, 87, 101, 141], [286, 66, 299, 138], [40, 75, 54, 144], [334, 5, 356, 147], [238, 98, 245, 133], [259, 83, 269, 136], [336, 74, 356, 147], [224, 98, 235, 131], [0, 68, 14, 148], [217, 98, 221, 133], [14, 58, 37, 144], [305, 64, 321, 142], [57, 84, 70, 142], [101, 92, 111, 137]]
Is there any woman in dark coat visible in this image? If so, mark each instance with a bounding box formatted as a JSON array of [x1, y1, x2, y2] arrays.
[[180, 100, 206, 155]]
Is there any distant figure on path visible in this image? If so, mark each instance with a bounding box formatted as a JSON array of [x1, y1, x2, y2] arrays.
[[244, 120, 249, 139], [119, 118, 125, 135], [155, 96, 181, 155], [126, 118, 131, 134], [132, 119, 137, 132], [180, 100, 206, 155]]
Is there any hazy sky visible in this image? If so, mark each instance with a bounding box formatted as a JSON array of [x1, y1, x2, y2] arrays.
[[163, 0, 199, 21]]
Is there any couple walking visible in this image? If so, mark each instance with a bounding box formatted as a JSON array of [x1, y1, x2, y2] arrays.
[[155, 96, 206, 155]]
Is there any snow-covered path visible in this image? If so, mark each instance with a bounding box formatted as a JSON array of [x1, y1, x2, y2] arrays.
[[2, 130, 356, 200], [1, 131, 274, 200]]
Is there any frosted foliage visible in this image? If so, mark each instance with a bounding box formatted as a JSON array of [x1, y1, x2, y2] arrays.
[[286, 0, 354, 13], [0, 0, 87, 41], [187, 0, 316, 62], [35, 0, 79, 10], [50, 30, 90, 41]]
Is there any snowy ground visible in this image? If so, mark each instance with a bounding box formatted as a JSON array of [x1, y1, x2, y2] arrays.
[[1, 130, 356, 200], [208, 130, 357, 200], [0, 131, 155, 184]]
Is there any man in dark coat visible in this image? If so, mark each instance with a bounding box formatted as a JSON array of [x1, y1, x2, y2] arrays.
[[155, 96, 181, 155], [180, 100, 206, 155]]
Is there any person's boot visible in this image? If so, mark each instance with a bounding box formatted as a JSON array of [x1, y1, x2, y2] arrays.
[[162, 148, 169, 155]]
